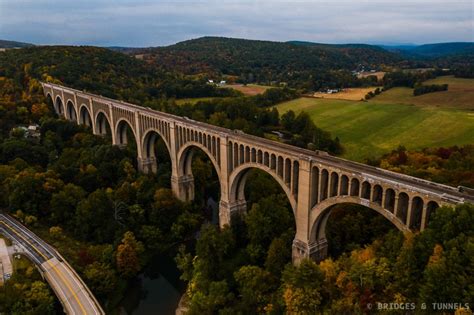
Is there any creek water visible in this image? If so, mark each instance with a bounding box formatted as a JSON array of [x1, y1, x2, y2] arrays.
[[119, 255, 185, 315], [118, 198, 219, 314]]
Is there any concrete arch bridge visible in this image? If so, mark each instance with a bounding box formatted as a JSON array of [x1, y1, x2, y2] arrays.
[[42, 82, 474, 263]]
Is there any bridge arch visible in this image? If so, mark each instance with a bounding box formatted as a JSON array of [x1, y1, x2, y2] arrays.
[[54, 95, 64, 115], [141, 128, 172, 173], [94, 110, 112, 136], [78, 104, 92, 127], [66, 100, 77, 122], [176, 141, 223, 202], [309, 196, 410, 246], [114, 118, 138, 147], [229, 163, 297, 214]]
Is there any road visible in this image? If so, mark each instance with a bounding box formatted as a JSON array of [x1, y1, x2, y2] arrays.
[[0, 212, 105, 315]]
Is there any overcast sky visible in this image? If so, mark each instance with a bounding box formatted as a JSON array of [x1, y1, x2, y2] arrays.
[[0, 0, 472, 47]]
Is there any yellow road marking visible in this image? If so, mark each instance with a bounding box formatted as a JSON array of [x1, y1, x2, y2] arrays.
[[0, 220, 88, 314]]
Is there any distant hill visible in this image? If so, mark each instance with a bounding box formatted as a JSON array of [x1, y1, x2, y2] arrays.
[[381, 42, 474, 58], [127, 36, 401, 89], [107, 46, 143, 53], [0, 39, 34, 48]]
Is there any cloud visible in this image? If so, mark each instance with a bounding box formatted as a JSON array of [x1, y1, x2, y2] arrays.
[[0, 0, 472, 46]]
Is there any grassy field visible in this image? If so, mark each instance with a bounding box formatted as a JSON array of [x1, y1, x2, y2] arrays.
[[357, 71, 386, 80], [276, 76, 474, 161], [373, 76, 474, 110], [312, 87, 378, 101], [223, 84, 272, 95]]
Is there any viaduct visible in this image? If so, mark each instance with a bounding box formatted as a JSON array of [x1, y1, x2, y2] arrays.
[[42, 82, 474, 264]]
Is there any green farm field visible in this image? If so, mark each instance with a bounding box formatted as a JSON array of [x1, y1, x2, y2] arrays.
[[276, 76, 474, 161], [374, 76, 474, 110]]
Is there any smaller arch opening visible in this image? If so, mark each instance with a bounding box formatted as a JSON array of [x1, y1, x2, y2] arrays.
[[270, 154, 276, 170], [330, 172, 339, 197], [372, 185, 383, 205], [233, 143, 239, 168], [397, 192, 409, 224], [292, 161, 299, 196], [340, 175, 349, 195], [245, 146, 250, 163], [277, 156, 284, 178], [384, 188, 395, 212], [410, 196, 424, 231], [310, 166, 319, 207], [320, 169, 329, 201], [361, 181, 371, 200], [284, 158, 292, 186], [350, 178, 360, 196]]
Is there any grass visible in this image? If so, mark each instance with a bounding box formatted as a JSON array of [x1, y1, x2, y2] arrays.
[[176, 83, 274, 104], [222, 83, 272, 95], [276, 77, 474, 161], [312, 87, 378, 101], [373, 76, 474, 110]]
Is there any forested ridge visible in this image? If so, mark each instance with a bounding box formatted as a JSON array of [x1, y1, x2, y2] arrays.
[[124, 36, 400, 90], [119, 37, 474, 87]]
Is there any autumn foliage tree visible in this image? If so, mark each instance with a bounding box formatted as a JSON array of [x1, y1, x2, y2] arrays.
[[116, 231, 145, 278]]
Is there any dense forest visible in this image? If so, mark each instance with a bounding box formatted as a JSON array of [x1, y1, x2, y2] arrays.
[[368, 145, 474, 189], [0, 45, 238, 101], [0, 44, 472, 314]]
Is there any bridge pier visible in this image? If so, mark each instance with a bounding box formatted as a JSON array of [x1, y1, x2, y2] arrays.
[[137, 157, 157, 174], [292, 238, 328, 265], [171, 174, 195, 201], [218, 199, 247, 228]]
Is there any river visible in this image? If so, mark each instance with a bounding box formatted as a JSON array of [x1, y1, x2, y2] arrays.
[[118, 198, 219, 314], [118, 255, 186, 315]]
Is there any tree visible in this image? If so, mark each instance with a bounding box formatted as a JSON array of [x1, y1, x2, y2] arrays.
[[21, 281, 55, 314], [281, 259, 325, 314], [281, 110, 296, 131], [234, 265, 276, 313], [50, 183, 86, 225], [265, 233, 292, 277], [84, 262, 118, 297], [245, 194, 294, 263], [115, 231, 145, 278]]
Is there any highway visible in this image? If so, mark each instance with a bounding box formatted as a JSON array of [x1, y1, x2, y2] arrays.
[[0, 212, 105, 315]]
